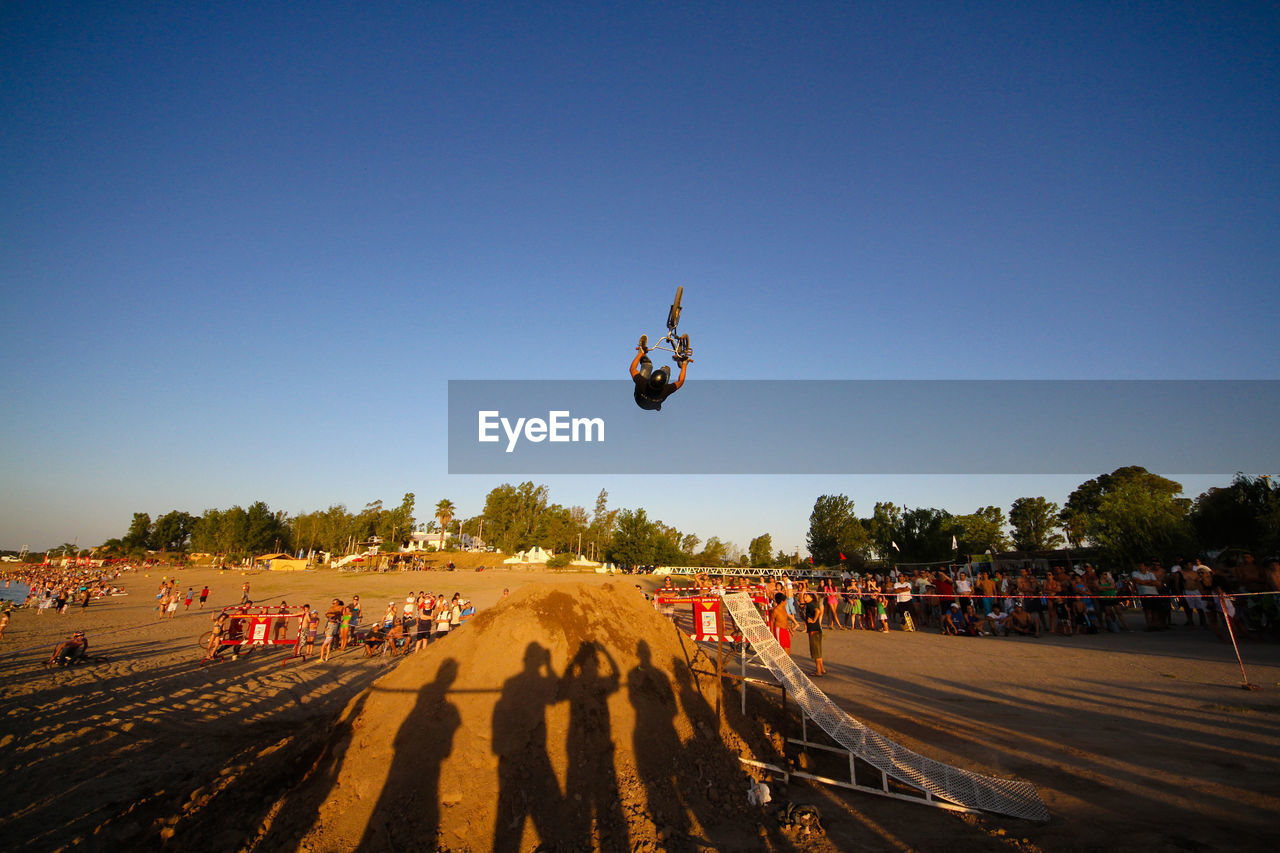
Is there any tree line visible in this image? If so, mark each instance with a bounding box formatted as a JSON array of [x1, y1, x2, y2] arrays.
[[806, 467, 1279, 570], [82, 467, 1277, 571]]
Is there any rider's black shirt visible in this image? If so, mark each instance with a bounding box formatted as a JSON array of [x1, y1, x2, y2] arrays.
[[633, 374, 677, 410]]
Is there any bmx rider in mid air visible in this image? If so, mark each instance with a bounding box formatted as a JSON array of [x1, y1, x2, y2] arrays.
[[630, 286, 692, 411]]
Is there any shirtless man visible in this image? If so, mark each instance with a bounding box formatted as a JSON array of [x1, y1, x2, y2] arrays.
[[976, 571, 997, 614], [49, 631, 89, 666], [1180, 558, 1208, 627], [1008, 604, 1041, 637], [1016, 568, 1045, 629], [1235, 553, 1265, 593], [769, 593, 793, 655]]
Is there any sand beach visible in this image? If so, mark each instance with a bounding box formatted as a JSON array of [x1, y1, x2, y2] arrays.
[[1, 564, 1278, 852]]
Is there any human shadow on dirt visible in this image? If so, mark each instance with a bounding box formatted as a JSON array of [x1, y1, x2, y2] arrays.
[[627, 639, 691, 839], [355, 657, 461, 851], [561, 641, 629, 852], [493, 642, 563, 853]]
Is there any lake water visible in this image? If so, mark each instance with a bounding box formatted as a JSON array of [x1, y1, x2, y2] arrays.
[[1, 581, 31, 604]]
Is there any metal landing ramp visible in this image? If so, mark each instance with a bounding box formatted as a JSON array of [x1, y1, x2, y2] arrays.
[[721, 592, 1049, 821]]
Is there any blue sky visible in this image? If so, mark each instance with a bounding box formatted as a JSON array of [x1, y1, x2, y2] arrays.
[[2, 3, 1276, 553]]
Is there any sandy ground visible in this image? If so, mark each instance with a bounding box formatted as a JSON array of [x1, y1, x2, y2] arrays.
[[1, 565, 1278, 852]]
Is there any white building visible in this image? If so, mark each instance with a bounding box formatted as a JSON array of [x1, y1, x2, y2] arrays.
[[405, 531, 453, 552]]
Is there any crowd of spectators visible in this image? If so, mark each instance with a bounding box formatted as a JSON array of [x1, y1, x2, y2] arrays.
[[202, 588, 476, 662], [1, 565, 128, 616], [659, 554, 1280, 645]]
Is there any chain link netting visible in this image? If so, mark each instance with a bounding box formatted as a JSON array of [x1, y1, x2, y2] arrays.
[[722, 592, 1049, 821]]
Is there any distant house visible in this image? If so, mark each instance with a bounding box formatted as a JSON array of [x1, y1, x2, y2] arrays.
[[255, 552, 309, 572], [406, 531, 453, 552]]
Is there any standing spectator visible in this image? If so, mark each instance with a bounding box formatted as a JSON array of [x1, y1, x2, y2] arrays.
[[976, 571, 997, 614], [822, 579, 841, 629], [874, 594, 891, 632], [934, 571, 955, 613], [304, 607, 318, 657], [1131, 562, 1160, 631], [955, 571, 974, 611], [320, 599, 343, 662], [802, 593, 826, 676], [769, 593, 793, 654], [892, 575, 914, 630]]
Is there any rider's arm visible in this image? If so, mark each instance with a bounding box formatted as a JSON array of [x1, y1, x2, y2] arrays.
[[672, 358, 688, 390]]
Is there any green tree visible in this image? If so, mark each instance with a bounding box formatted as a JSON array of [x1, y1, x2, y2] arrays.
[[1009, 497, 1064, 551], [586, 488, 618, 562], [896, 507, 954, 563], [1090, 477, 1194, 568], [650, 521, 685, 566], [534, 504, 588, 555], [1189, 474, 1280, 556], [806, 494, 869, 566], [152, 510, 196, 553], [610, 508, 656, 567], [482, 482, 551, 553], [377, 493, 415, 551], [434, 497, 455, 548], [122, 512, 152, 551], [698, 536, 728, 566], [748, 533, 774, 568], [1061, 466, 1185, 548], [948, 506, 1010, 556], [245, 501, 289, 554], [868, 502, 903, 562]]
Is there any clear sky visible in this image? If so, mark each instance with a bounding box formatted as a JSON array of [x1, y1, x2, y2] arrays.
[[2, 3, 1276, 553]]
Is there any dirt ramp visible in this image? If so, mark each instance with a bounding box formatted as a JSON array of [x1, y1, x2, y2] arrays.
[[283, 582, 763, 852]]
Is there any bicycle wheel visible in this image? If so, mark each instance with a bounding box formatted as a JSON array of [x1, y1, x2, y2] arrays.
[[666, 286, 683, 331], [198, 630, 214, 650]]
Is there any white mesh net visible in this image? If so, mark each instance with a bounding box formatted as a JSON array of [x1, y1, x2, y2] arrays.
[[722, 592, 1049, 821]]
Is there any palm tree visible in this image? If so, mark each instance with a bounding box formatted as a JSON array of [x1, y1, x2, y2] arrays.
[[435, 499, 456, 550]]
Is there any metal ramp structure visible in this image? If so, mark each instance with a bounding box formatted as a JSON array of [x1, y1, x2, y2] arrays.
[[720, 592, 1050, 822]]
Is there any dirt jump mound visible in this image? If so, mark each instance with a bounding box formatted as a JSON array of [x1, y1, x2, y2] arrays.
[[274, 583, 766, 853]]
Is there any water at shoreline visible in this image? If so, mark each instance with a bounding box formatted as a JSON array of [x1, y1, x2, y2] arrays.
[[1, 581, 30, 604]]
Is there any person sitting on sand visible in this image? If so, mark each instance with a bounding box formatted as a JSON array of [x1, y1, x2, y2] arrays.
[[940, 603, 961, 635], [979, 608, 1008, 636], [49, 631, 88, 666], [1008, 604, 1041, 637], [363, 623, 386, 657]]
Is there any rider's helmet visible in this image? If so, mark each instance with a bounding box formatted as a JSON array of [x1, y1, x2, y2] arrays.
[[649, 367, 668, 389]]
